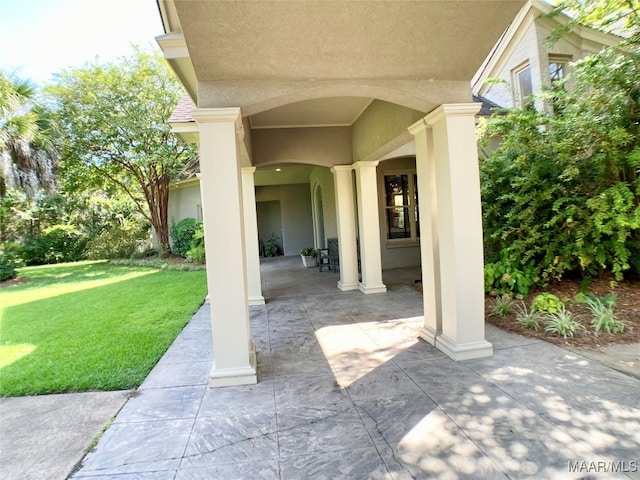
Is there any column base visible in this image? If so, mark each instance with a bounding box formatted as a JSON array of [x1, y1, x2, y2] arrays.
[[209, 341, 257, 387], [435, 335, 493, 361], [358, 282, 387, 294], [418, 325, 438, 346], [338, 280, 359, 291], [248, 295, 266, 306], [205, 294, 211, 304]]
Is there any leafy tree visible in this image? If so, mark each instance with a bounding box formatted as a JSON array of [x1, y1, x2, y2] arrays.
[[48, 49, 195, 253], [0, 72, 57, 198], [547, 0, 640, 46]]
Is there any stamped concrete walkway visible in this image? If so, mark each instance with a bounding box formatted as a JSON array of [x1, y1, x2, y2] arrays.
[[68, 256, 640, 479], [1, 390, 130, 480]]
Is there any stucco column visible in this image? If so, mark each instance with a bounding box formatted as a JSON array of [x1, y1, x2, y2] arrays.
[[353, 161, 386, 294], [425, 103, 492, 360], [331, 165, 358, 291], [193, 107, 257, 387], [408, 119, 441, 346], [241, 167, 265, 306]]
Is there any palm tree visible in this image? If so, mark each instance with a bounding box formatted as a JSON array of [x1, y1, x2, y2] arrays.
[[0, 72, 57, 198]]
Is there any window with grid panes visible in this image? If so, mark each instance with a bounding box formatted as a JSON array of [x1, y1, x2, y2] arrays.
[[384, 172, 419, 241]]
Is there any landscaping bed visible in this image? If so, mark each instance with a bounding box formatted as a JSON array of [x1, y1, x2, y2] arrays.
[[486, 276, 640, 348]]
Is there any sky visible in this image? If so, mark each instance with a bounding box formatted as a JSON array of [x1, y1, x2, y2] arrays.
[[0, 0, 165, 86]]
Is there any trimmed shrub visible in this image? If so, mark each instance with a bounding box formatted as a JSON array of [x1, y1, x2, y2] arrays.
[[186, 223, 205, 263], [170, 218, 201, 258]]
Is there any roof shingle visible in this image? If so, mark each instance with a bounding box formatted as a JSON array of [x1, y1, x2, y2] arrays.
[[169, 94, 196, 123]]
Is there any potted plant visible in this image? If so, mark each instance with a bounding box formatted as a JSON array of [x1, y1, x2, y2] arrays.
[[300, 247, 318, 268]]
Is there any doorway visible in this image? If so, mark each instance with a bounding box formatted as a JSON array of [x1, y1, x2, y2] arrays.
[[257, 201, 283, 256]]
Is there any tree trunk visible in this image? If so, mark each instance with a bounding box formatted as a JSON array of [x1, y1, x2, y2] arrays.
[[147, 172, 171, 256]]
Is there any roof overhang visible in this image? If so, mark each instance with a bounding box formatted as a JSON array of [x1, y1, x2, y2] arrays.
[[156, 32, 197, 100], [169, 121, 198, 143]]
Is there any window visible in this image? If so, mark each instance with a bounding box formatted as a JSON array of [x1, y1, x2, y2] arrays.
[[513, 63, 533, 107], [549, 61, 565, 84], [549, 55, 570, 89], [549, 55, 571, 112], [384, 172, 419, 241]]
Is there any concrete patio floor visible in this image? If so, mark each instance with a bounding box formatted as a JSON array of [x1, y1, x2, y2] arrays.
[[72, 256, 640, 479]]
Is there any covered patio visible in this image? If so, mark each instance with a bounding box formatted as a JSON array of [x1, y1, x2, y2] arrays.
[[155, 0, 534, 386], [72, 257, 640, 479]]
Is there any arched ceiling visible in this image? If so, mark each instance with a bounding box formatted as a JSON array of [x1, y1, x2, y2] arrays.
[[249, 97, 372, 129]]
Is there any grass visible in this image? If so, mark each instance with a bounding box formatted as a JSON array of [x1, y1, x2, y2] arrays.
[[0, 260, 207, 397]]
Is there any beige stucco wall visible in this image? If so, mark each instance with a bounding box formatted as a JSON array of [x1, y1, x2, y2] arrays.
[[352, 100, 425, 163], [169, 179, 314, 255], [251, 127, 352, 167], [168, 182, 202, 225], [255, 184, 314, 255], [479, 17, 541, 109]]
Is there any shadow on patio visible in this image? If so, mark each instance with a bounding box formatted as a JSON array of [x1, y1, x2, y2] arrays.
[[72, 256, 640, 479]]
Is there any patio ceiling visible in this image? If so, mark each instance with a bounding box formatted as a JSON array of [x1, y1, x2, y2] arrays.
[[158, 0, 526, 117], [248, 97, 373, 129], [170, 0, 524, 83]]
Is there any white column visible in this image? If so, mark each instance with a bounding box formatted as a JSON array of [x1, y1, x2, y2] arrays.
[[331, 166, 358, 291], [353, 161, 386, 294], [241, 167, 265, 305], [408, 119, 441, 346], [425, 104, 492, 360], [193, 107, 257, 387]]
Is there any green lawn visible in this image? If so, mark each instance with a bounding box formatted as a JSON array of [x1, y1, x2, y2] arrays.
[[0, 261, 207, 397]]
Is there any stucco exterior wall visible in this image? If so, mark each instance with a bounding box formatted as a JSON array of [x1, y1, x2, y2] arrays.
[[255, 184, 314, 255], [352, 100, 425, 163], [309, 167, 337, 247], [476, 12, 616, 110], [479, 17, 541, 109], [251, 127, 352, 167], [168, 182, 202, 225], [377, 157, 421, 269]]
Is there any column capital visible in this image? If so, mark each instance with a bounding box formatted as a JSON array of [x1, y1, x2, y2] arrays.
[[407, 118, 429, 136], [193, 107, 244, 139], [352, 160, 379, 171], [425, 103, 481, 126], [192, 107, 241, 124], [330, 165, 353, 174], [241, 166, 257, 174]]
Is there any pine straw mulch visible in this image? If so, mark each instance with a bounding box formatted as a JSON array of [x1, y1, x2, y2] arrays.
[[414, 275, 640, 348], [485, 276, 640, 349]]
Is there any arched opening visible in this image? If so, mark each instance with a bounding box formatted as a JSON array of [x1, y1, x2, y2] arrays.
[[313, 183, 326, 249]]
